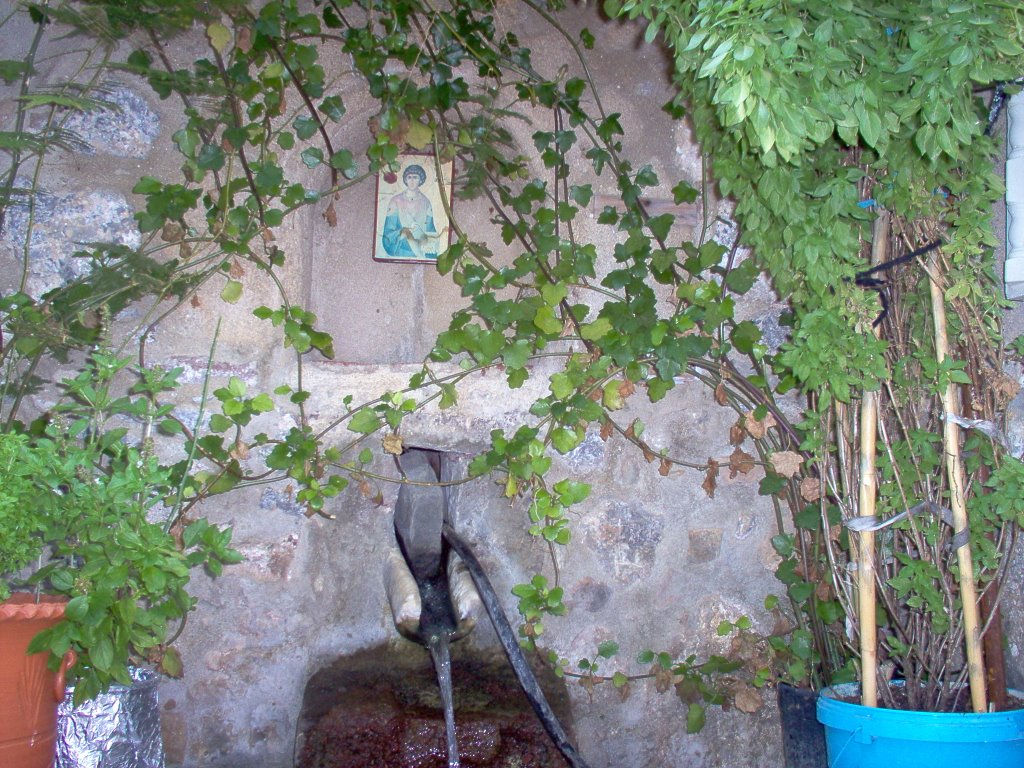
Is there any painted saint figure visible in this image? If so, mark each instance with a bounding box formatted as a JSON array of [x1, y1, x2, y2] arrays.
[[381, 164, 441, 260]]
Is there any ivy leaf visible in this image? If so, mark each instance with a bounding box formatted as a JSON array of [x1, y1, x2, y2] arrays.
[[294, 116, 318, 140], [602, 380, 625, 410], [598, 640, 619, 658], [220, 280, 243, 304], [207, 22, 232, 54], [160, 647, 183, 678], [439, 383, 458, 409], [551, 427, 581, 454], [685, 702, 707, 734], [197, 144, 225, 171], [534, 306, 564, 335], [580, 317, 613, 341], [319, 95, 346, 121], [406, 120, 433, 150], [329, 149, 357, 178], [672, 180, 698, 204], [648, 213, 674, 242], [348, 408, 381, 434], [730, 320, 761, 354], [728, 446, 755, 477], [502, 339, 531, 369], [301, 147, 324, 168]]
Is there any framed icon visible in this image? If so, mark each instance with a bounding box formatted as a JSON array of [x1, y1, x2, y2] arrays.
[[372, 151, 454, 263]]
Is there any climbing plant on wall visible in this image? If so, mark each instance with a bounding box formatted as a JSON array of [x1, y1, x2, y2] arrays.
[[610, 0, 1024, 712]]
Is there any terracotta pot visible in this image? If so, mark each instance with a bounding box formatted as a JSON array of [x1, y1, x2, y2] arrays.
[[0, 594, 76, 768]]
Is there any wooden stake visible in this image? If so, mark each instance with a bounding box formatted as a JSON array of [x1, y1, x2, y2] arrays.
[[926, 252, 988, 713], [855, 212, 888, 708]]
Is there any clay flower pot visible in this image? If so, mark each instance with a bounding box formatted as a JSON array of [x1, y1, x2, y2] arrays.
[[0, 594, 76, 768]]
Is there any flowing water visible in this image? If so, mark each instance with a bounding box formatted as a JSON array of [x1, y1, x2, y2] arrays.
[[428, 634, 460, 768]]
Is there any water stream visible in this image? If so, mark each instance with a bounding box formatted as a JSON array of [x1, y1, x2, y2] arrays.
[[428, 633, 460, 768]]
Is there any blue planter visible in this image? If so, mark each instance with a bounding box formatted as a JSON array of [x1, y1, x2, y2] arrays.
[[817, 682, 1024, 768]]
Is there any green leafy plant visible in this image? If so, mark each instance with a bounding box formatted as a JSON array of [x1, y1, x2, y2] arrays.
[[610, 0, 1024, 712], [0, 352, 240, 703]]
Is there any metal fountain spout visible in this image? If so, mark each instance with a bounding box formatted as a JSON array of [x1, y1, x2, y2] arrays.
[[386, 449, 479, 645], [385, 448, 478, 768], [384, 447, 590, 768]]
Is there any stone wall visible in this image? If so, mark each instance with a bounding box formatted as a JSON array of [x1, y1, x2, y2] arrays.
[[3, 3, 1023, 768]]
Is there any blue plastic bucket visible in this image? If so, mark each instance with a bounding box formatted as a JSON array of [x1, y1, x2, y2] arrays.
[[817, 683, 1024, 768]]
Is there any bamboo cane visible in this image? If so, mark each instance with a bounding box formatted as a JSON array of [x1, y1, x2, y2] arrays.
[[926, 253, 988, 713], [855, 212, 888, 708]]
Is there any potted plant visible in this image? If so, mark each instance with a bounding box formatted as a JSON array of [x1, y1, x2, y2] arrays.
[[0, 430, 77, 768], [603, 0, 1024, 764], [0, 346, 242, 764]]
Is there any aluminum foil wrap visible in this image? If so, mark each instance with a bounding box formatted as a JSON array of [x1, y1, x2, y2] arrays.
[[56, 667, 165, 768]]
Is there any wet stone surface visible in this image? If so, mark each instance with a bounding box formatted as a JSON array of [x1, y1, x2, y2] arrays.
[[296, 646, 572, 768]]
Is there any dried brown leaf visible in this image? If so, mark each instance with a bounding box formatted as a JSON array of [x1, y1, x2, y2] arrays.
[[382, 433, 404, 455], [190, 294, 201, 308], [600, 420, 614, 442], [815, 580, 833, 602], [799, 476, 822, 501], [714, 381, 728, 406], [229, 439, 250, 461], [392, 115, 411, 145], [228, 258, 245, 279], [772, 616, 796, 637], [702, 459, 719, 498], [769, 450, 803, 479], [654, 665, 674, 694], [579, 674, 597, 700], [744, 410, 777, 440], [729, 422, 746, 446], [728, 446, 755, 478], [619, 379, 636, 399], [161, 221, 184, 242], [641, 446, 656, 463], [323, 201, 338, 228], [674, 677, 700, 703], [659, 458, 672, 477], [618, 680, 632, 702], [732, 685, 763, 714], [236, 26, 252, 53]]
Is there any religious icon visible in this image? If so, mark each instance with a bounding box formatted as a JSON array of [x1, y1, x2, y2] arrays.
[[373, 151, 454, 263]]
